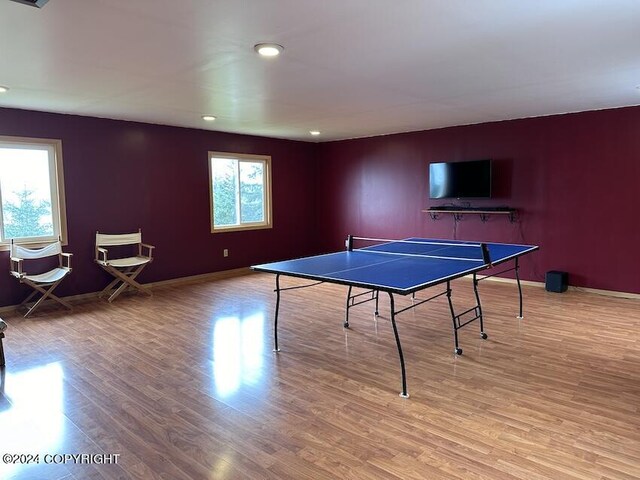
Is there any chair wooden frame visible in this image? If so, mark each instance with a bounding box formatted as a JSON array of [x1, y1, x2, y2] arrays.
[[9, 239, 73, 318], [95, 229, 155, 303]]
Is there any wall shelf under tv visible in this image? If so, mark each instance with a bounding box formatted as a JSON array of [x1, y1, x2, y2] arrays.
[[423, 208, 518, 223]]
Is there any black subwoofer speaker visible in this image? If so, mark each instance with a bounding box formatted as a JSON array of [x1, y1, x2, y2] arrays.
[[545, 271, 568, 293]]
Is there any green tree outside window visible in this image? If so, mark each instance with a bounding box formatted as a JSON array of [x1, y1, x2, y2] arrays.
[[2, 188, 54, 239]]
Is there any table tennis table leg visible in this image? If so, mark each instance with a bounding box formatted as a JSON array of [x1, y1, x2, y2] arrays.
[[387, 292, 409, 398], [475, 255, 527, 319], [515, 257, 523, 319], [344, 288, 380, 328], [344, 285, 353, 328], [446, 278, 489, 356], [273, 274, 281, 352], [445, 282, 463, 355], [473, 274, 489, 341]]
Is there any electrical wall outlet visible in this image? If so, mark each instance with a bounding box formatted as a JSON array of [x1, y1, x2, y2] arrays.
[[223, 249, 229, 257]]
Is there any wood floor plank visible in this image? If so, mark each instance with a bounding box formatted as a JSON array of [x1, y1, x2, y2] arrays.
[[1, 272, 639, 479]]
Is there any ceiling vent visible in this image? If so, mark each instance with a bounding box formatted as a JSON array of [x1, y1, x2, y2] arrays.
[[10, 0, 50, 7]]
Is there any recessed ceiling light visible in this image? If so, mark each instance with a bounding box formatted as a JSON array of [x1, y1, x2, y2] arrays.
[[254, 43, 284, 57], [0, 86, 8, 93], [202, 115, 216, 121], [310, 130, 321, 136]]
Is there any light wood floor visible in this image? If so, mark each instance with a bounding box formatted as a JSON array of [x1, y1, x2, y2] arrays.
[[0, 272, 639, 479]]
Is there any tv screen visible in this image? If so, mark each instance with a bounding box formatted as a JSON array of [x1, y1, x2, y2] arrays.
[[429, 159, 492, 199]]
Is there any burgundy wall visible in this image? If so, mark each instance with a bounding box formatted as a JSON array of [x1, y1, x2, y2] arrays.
[[2, 104, 639, 306], [0, 107, 318, 307], [316, 106, 640, 294]]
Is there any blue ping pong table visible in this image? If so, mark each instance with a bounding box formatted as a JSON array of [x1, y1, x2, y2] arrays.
[[252, 236, 538, 398]]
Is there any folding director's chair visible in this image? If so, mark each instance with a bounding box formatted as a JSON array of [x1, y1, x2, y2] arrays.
[[9, 239, 73, 318], [95, 230, 155, 302]]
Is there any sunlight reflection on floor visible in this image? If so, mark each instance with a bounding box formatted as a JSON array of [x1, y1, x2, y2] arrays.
[[212, 312, 265, 398], [0, 362, 64, 479]]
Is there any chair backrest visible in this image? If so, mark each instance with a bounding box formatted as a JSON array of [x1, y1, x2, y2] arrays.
[[10, 240, 62, 260], [96, 231, 142, 247]]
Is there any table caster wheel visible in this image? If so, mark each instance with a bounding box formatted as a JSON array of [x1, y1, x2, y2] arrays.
[[455, 348, 463, 355], [343, 322, 349, 328], [480, 332, 488, 339]]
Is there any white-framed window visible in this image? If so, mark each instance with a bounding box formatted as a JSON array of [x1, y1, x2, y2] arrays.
[[0, 136, 68, 248], [209, 151, 272, 233]]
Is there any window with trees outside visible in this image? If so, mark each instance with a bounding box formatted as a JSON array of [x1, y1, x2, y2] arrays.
[[209, 151, 272, 232], [0, 136, 67, 248]]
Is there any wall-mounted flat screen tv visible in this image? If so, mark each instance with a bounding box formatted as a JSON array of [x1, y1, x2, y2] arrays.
[[429, 159, 492, 199]]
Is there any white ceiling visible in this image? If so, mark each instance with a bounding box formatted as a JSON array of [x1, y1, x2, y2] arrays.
[[1, 0, 639, 142]]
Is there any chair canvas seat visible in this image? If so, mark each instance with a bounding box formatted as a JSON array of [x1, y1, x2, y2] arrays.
[[95, 230, 155, 303], [23, 267, 71, 284], [9, 240, 73, 318], [103, 256, 152, 268]]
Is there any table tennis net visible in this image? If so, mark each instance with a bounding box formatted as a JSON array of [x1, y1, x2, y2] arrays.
[[349, 236, 491, 264]]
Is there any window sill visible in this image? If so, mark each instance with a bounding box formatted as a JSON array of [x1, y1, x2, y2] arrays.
[[211, 224, 273, 234]]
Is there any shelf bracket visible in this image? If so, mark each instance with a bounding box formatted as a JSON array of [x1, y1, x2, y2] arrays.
[[423, 208, 518, 223]]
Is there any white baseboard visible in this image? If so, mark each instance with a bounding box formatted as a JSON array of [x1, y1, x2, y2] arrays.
[[469, 274, 640, 300], [149, 267, 252, 288], [567, 285, 640, 300], [2, 267, 638, 316], [0, 267, 253, 315], [472, 274, 544, 289]]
